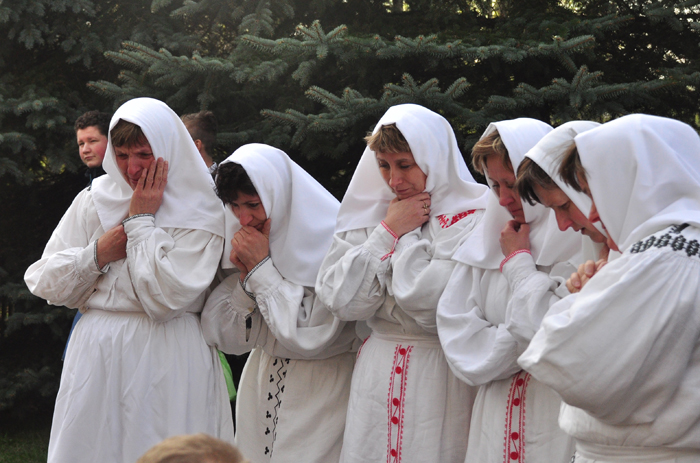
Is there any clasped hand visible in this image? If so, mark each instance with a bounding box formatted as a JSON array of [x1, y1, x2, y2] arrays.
[[383, 192, 431, 238], [230, 219, 271, 281], [566, 245, 610, 293]]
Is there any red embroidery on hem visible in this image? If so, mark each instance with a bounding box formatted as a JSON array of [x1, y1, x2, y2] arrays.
[[387, 344, 413, 463], [437, 209, 478, 229], [503, 371, 531, 463]]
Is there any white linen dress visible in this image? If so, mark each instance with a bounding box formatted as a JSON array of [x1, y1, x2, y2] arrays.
[[438, 254, 576, 463], [202, 262, 358, 463], [316, 211, 483, 463], [24, 188, 233, 463]]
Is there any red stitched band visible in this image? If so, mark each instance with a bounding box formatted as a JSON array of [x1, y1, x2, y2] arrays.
[[500, 249, 531, 273], [380, 221, 400, 261]]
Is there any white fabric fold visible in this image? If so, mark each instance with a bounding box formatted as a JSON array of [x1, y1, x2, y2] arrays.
[[335, 104, 489, 233], [92, 97, 224, 237], [219, 144, 340, 287]]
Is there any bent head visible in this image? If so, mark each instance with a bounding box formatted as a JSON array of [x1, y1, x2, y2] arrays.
[[472, 131, 525, 223], [110, 120, 154, 190], [367, 123, 427, 200], [215, 162, 267, 231], [517, 156, 606, 243], [558, 146, 618, 250]]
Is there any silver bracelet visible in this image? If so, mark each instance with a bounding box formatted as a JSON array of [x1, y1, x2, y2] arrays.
[[122, 213, 155, 225], [93, 239, 107, 273]]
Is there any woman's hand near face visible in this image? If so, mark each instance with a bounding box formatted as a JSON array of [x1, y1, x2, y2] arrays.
[[499, 220, 531, 256], [383, 192, 431, 237], [229, 249, 249, 282], [129, 158, 168, 216], [96, 225, 128, 268], [232, 219, 271, 272]]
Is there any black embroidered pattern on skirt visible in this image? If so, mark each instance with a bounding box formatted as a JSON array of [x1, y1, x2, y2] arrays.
[[263, 357, 290, 458]]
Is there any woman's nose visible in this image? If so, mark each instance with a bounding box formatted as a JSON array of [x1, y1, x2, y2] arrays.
[[238, 209, 252, 226], [498, 188, 513, 207]]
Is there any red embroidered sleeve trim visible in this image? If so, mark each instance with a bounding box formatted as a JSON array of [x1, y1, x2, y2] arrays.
[[503, 371, 531, 463], [437, 209, 478, 229], [387, 344, 413, 463], [380, 221, 399, 261]]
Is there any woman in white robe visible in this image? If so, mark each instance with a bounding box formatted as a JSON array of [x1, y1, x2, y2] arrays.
[[24, 97, 233, 463], [201, 144, 358, 463], [519, 114, 700, 462], [436, 118, 583, 463], [315, 104, 490, 463]]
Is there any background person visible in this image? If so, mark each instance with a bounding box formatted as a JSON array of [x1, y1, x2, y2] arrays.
[[202, 144, 358, 463], [315, 104, 489, 463], [520, 114, 700, 462], [75, 110, 110, 184], [182, 110, 218, 173], [437, 118, 582, 463], [25, 97, 233, 463]]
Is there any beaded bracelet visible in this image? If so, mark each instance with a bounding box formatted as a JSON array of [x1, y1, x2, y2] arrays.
[[380, 221, 399, 261], [500, 249, 532, 273]]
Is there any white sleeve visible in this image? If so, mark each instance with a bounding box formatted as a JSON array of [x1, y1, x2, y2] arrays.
[[201, 272, 262, 355], [392, 217, 480, 333], [501, 253, 572, 351], [24, 189, 104, 309], [245, 259, 348, 357], [437, 263, 522, 386], [519, 250, 700, 425], [123, 216, 223, 321], [315, 225, 395, 321]]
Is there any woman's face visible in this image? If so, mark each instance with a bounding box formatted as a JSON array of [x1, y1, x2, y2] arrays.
[[230, 192, 267, 232], [376, 151, 427, 200], [533, 184, 607, 243], [115, 141, 155, 190], [486, 154, 525, 223]]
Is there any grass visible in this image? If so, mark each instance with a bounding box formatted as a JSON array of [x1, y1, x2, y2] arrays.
[[0, 418, 50, 463]]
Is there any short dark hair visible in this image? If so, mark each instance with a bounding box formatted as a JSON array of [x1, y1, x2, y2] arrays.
[[515, 157, 559, 205], [182, 111, 217, 155], [214, 162, 258, 205], [74, 110, 111, 136], [559, 144, 587, 192], [110, 119, 149, 148], [471, 130, 511, 175]]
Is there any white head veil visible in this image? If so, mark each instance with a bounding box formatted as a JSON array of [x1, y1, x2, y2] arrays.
[[220, 144, 340, 287], [524, 120, 605, 236], [335, 104, 489, 234], [575, 114, 700, 252], [455, 118, 582, 269], [91, 97, 224, 237]]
